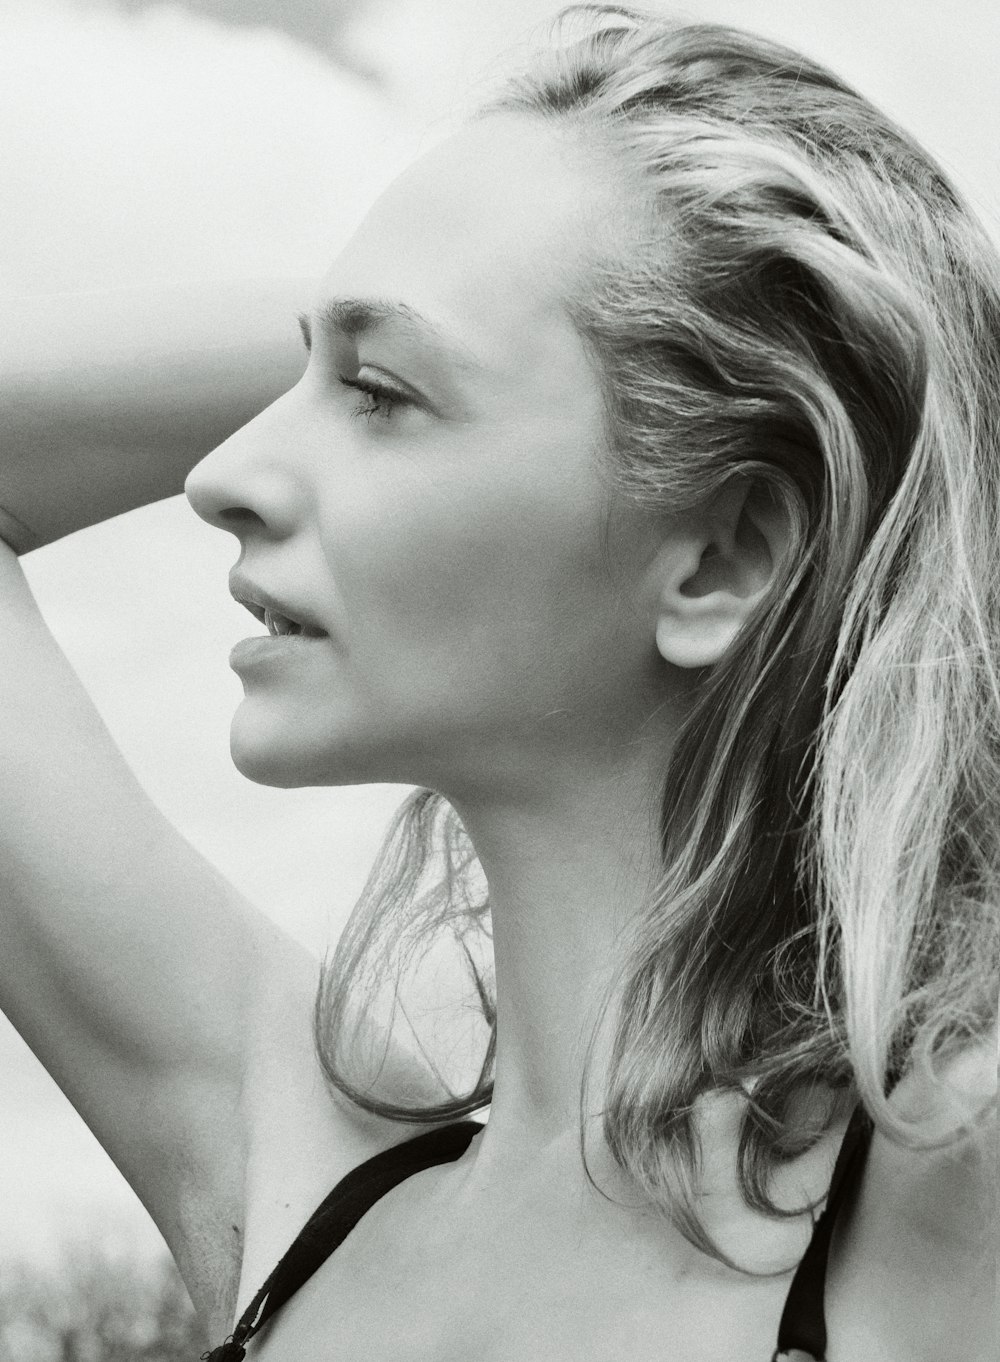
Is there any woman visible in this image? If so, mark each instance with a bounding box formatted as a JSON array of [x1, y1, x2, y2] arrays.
[[1, 8, 996, 1360]]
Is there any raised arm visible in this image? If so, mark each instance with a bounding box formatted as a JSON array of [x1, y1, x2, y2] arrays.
[[0, 278, 309, 550], [0, 284, 434, 1337]]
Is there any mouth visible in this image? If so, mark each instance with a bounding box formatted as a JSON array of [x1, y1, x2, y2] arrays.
[[263, 607, 311, 638], [229, 578, 327, 640], [243, 601, 323, 639]]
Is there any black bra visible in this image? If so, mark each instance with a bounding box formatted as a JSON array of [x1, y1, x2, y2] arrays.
[[202, 1106, 872, 1362]]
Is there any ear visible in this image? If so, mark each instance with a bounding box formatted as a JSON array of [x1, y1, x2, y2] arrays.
[[653, 479, 791, 669]]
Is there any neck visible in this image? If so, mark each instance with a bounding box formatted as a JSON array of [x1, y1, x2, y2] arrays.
[[451, 755, 663, 1158], [440, 748, 845, 1272]]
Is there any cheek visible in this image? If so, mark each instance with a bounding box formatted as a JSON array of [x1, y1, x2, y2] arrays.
[[316, 445, 638, 725]]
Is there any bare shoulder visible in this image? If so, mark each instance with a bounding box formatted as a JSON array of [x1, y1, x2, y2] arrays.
[[0, 538, 448, 1341], [228, 940, 452, 1342], [829, 1048, 997, 1362]]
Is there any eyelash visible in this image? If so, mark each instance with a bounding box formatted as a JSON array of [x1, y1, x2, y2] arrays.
[[339, 375, 404, 423]]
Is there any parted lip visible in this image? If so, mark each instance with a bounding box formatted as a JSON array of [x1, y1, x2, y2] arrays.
[[228, 571, 327, 636]]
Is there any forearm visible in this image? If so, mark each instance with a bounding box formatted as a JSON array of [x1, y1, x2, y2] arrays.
[[0, 278, 312, 551]]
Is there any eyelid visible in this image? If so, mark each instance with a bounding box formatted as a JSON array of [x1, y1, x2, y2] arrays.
[[354, 368, 418, 403], [340, 374, 408, 405], [297, 315, 437, 414], [296, 314, 412, 396]]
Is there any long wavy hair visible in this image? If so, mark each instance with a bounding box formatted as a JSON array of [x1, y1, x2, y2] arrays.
[[315, 6, 1000, 1246]]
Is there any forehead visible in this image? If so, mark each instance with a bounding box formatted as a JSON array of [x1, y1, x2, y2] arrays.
[[318, 115, 614, 377]]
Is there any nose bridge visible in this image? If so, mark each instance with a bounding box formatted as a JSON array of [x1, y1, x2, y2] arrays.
[[185, 391, 306, 535]]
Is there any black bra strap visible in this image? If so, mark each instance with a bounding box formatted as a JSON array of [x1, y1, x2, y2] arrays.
[[772, 1106, 873, 1362], [202, 1108, 871, 1362], [202, 1120, 482, 1361]]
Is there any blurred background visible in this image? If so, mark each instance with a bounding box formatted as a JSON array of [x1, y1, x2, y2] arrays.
[[1, 0, 998, 1355]]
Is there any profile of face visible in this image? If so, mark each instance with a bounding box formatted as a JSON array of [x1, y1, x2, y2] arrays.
[[185, 115, 767, 799]]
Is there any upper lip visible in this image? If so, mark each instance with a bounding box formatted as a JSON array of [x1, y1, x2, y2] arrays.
[[229, 572, 326, 636]]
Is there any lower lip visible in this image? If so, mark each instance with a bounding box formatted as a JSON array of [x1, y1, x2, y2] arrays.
[[229, 633, 328, 670]]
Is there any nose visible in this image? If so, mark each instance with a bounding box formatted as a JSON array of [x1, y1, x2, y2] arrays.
[[185, 396, 305, 539]]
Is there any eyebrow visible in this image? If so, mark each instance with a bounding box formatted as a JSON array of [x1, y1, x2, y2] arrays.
[[297, 296, 481, 373]]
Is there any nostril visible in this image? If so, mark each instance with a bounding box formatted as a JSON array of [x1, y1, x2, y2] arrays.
[[184, 463, 260, 533], [187, 497, 266, 536], [218, 507, 266, 530], [184, 433, 300, 538]]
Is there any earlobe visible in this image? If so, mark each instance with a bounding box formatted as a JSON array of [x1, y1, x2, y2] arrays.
[[655, 589, 752, 669]]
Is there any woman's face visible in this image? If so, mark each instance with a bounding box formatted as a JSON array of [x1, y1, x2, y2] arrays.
[[185, 115, 667, 795]]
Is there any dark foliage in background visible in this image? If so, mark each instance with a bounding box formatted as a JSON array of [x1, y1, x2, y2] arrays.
[[0, 1248, 205, 1362]]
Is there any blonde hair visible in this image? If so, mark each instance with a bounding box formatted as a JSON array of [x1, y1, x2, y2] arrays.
[[316, 6, 999, 1242]]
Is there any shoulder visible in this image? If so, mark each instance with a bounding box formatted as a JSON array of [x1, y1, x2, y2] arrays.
[[829, 1049, 997, 1361], [230, 950, 458, 1337]]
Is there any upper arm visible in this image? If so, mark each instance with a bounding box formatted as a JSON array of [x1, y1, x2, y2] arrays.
[[0, 537, 453, 1331], [0, 538, 338, 1318]]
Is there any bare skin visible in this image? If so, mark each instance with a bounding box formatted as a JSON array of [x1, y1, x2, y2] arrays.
[[1, 114, 994, 1360], [0, 279, 310, 550]]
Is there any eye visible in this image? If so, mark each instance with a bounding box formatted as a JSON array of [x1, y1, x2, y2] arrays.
[[339, 375, 407, 424]]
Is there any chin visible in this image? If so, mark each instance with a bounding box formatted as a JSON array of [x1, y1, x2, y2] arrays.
[[228, 704, 392, 789], [229, 741, 312, 788]]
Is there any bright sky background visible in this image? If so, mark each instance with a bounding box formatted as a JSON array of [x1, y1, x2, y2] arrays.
[[1, 0, 998, 1267]]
